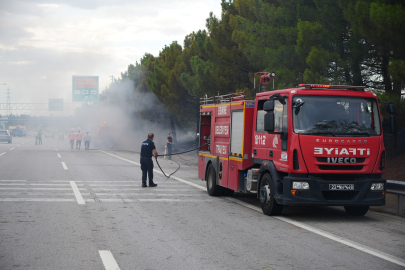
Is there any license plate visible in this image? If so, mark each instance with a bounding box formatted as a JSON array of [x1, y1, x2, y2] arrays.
[[329, 184, 354, 190]]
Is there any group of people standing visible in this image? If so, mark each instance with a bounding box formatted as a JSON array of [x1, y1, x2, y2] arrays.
[[68, 130, 91, 150], [34, 130, 43, 145]]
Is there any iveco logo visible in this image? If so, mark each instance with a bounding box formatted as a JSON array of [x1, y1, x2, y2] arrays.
[[314, 148, 370, 155], [316, 139, 368, 143], [327, 157, 357, 164]]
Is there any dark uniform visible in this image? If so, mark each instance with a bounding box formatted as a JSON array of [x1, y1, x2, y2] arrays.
[[167, 136, 172, 159], [140, 139, 156, 185]]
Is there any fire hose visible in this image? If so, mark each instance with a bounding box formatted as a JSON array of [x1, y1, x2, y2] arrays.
[[172, 144, 198, 161], [155, 143, 209, 179]]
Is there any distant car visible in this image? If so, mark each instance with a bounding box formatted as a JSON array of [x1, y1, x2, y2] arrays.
[[45, 130, 54, 138], [11, 129, 27, 137], [0, 130, 12, 143]]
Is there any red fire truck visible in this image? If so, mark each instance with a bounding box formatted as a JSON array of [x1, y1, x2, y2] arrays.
[[198, 72, 397, 216]]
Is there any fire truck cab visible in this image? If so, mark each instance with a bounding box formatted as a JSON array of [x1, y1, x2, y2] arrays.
[[198, 72, 397, 216]]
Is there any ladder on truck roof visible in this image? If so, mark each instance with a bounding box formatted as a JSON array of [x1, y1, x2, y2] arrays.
[[299, 84, 367, 91], [200, 91, 248, 105]]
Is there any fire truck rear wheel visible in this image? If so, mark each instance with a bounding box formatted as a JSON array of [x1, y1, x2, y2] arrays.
[[260, 173, 283, 216], [206, 164, 223, 196], [344, 206, 369, 216]]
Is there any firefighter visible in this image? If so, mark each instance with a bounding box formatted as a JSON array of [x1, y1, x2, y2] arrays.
[[34, 130, 39, 145], [38, 130, 42, 145], [140, 133, 158, 188], [69, 131, 75, 149], [83, 132, 91, 150], [167, 132, 173, 160], [76, 130, 82, 150]]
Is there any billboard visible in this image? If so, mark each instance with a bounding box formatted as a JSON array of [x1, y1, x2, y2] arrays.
[[72, 76, 99, 102], [49, 99, 64, 111]]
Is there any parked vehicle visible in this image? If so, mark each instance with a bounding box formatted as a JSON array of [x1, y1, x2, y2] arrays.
[[198, 72, 397, 217], [10, 129, 27, 137], [0, 130, 12, 143]]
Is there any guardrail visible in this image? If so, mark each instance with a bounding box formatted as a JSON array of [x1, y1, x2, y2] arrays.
[[386, 180, 405, 216]]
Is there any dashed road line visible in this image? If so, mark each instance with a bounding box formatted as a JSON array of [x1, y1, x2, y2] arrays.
[[0, 188, 85, 190], [0, 198, 76, 202], [61, 162, 68, 170], [99, 250, 120, 270], [101, 150, 405, 268], [57, 153, 61, 158], [0, 152, 6, 157], [0, 183, 70, 186], [10, 147, 15, 150], [70, 181, 85, 205], [55, 148, 58, 151]]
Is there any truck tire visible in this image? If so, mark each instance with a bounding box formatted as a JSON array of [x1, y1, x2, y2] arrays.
[[259, 173, 283, 216], [206, 164, 223, 196], [344, 206, 369, 216]]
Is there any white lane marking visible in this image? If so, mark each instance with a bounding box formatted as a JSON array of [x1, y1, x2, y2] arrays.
[[10, 148, 15, 150], [76, 184, 186, 187], [70, 181, 85, 205], [99, 250, 120, 270], [0, 183, 70, 186], [0, 198, 77, 202], [61, 162, 68, 170], [0, 152, 6, 157], [57, 153, 61, 158], [55, 148, 58, 151], [94, 198, 212, 203], [0, 180, 61, 182], [102, 150, 405, 268], [94, 193, 201, 196], [0, 188, 85, 190], [0, 192, 76, 195], [101, 151, 140, 165], [81, 188, 192, 191], [17, 145, 20, 146]]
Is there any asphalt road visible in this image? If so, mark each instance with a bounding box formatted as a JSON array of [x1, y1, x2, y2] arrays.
[[0, 137, 404, 270]]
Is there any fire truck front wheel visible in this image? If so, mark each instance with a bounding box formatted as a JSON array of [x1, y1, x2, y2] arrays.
[[344, 206, 369, 216], [259, 173, 283, 216], [206, 164, 223, 196]]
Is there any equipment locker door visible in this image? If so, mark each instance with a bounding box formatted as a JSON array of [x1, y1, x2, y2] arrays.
[[231, 111, 243, 155], [229, 110, 244, 190]]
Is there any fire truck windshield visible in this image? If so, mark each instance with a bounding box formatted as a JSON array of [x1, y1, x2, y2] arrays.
[[293, 95, 381, 136]]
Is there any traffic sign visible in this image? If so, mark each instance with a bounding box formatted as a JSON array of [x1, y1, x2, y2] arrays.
[[72, 76, 99, 102], [49, 99, 64, 111]]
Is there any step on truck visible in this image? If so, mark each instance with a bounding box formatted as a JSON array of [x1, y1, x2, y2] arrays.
[[198, 72, 398, 216]]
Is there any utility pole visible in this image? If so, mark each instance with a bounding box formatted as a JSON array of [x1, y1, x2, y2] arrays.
[[109, 75, 114, 84], [4, 87, 12, 117]]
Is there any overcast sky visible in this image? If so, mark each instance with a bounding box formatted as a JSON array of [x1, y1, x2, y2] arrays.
[[0, 0, 221, 116]]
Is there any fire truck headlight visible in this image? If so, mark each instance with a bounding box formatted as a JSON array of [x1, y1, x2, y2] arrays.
[[292, 182, 310, 190], [371, 183, 384, 190]]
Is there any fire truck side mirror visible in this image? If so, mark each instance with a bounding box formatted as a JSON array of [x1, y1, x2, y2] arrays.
[[263, 100, 274, 111], [264, 112, 275, 132]]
